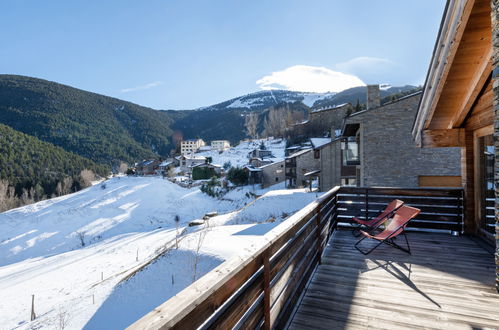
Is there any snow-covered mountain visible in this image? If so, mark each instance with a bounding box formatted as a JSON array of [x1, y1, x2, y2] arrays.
[[197, 90, 337, 111], [195, 85, 419, 112]]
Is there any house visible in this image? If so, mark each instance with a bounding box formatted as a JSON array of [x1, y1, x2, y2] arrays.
[[180, 139, 205, 155], [135, 159, 161, 176], [247, 149, 273, 159], [243, 166, 263, 185], [178, 155, 206, 173], [156, 160, 175, 176], [191, 163, 222, 180], [248, 157, 273, 168], [411, 0, 498, 286], [290, 103, 352, 138], [316, 85, 462, 190], [211, 140, 230, 151], [285, 148, 320, 188], [260, 160, 285, 188], [308, 103, 353, 136]]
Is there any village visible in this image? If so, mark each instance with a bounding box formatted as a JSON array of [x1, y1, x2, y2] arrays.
[[131, 84, 460, 195]]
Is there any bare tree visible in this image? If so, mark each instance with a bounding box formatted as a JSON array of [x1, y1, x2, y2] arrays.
[[119, 162, 128, 174], [62, 177, 73, 195], [76, 231, 86, 247], [79, 169, 95, 188], [192, 223, 208, 282], [57, 308, 70, 330], [263, 106, 287, 138], [245, 113, 259, 139]]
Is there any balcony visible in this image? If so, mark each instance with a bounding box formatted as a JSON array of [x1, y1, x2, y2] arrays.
[[129, 187, 498, 329]]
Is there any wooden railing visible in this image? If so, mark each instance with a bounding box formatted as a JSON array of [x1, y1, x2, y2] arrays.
[[129, 186, 340, 330], [128, 186, 464, 329], [337, 187, 464, 233]]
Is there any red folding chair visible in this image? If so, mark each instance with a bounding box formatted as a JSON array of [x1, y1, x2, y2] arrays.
[[352, 199, 404, 236], [354, 205, 420, 255]]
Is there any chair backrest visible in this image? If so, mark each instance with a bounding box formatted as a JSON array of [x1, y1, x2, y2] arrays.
[[385, 205, 420, 236], [374, 199, 404, 222]]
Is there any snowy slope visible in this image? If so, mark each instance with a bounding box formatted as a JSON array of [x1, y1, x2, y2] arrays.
[[196, 138, 286, 167], [0, 176, 320, 329]]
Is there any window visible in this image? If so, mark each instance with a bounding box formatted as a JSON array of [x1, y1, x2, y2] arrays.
[[342, 137, 360, 166], [341, 178, 357, 186], [314, 150, 320, 159], [275, 177, 278, 182]]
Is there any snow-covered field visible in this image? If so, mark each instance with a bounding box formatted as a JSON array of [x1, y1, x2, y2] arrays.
[[0, 176, 320, 329]]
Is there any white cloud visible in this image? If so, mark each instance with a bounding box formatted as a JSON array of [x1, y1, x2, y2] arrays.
[[121, 81, 163, 93], [256, 65, 365, 93], [335, 57, 397, 77]]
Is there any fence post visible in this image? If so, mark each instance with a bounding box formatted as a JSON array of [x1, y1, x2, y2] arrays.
[[316, 202, 322, 264], [30, 294, 36, 321], [263, 250, 271, 330]]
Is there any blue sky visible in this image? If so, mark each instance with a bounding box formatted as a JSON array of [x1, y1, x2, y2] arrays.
[[0, 1, 446, 109]]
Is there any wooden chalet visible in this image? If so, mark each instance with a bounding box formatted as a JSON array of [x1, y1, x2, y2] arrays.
[[412, 0, 498, 289], [127, 1, 498, 329]]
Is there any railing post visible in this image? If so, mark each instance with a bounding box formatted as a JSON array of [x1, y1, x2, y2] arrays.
[[364, 188, 369, 221], [316, 202, 322, 265], [263, 250, 271, 330]]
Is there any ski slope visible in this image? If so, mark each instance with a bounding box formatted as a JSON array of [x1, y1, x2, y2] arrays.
[[0, 176, 320, 329]]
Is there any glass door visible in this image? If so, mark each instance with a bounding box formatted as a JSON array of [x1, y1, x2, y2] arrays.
[[478, 134, 494, 235]]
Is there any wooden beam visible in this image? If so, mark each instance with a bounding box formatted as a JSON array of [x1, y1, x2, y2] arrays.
[[421, 0, 476, 131], [448, 47, 492, 128], [421, 129, 465, 147]]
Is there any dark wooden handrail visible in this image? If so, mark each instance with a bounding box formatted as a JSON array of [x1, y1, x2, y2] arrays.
[[128, 186, 463, 329]]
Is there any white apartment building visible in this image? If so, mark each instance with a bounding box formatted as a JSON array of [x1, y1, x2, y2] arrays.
[[211, 140, 231, 151], [180, 139, 205, 155]]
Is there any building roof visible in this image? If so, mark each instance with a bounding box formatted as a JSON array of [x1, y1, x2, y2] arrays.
[[192, 163, 221, 168], [310, 138, 332, 149], [412, 0, 491, 147], [259, 160, 284, 169], [159, 161, 173, 167], [243, 165, 263, 172], [181, 155, 206, 160], [310, 103, 350, 114], [286, 148, 312, 159]]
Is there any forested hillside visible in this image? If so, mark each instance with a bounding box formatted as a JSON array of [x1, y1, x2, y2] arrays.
[[0, 75, 174, 166], [0, 123, 109, 211]]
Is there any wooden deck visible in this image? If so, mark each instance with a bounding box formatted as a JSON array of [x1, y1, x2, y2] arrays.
[[288, 229, 498, 330]]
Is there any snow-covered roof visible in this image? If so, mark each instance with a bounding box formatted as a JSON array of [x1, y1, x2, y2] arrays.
[[182, 155, 206, 160], [191, 163, 221, 168], [159, 161, 172, 167], [311, 103, 350, 113], [286, 148, 312, 159], [199, 146, 212, 151], [310, 138, 332, 149], [244, 166, 263, 172], [259, 160, 284, 169]]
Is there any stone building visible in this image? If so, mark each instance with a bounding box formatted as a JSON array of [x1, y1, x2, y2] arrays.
[[308, 103, 353, 136], [285, 149, 320, 188], [342, 88, 461, 187], [316, 86, 462, 191], [260, 160, 285, 188]]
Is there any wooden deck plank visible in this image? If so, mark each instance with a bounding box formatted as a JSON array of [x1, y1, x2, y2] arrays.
[[287, 230, 498, 330]]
